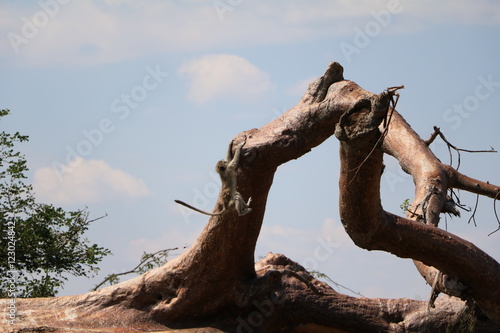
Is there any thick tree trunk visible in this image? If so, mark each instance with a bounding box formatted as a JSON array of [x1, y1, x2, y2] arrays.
[[4, 62, 500, 332]]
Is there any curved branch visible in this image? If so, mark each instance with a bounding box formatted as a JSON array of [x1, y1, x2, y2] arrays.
[[338, 92, 500, 323], [7, 62, 500, 331]]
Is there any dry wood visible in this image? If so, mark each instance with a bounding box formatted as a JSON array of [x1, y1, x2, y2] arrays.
[[5, 62, 500, 333]]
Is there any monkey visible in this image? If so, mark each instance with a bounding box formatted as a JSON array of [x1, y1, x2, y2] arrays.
[[174, 137, 252, 217]]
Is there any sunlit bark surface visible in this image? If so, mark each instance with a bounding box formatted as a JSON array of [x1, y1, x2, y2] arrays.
[[5, 62, 500, 333]]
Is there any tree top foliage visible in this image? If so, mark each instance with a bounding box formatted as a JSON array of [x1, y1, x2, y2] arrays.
[[0, 109, 111, 298]]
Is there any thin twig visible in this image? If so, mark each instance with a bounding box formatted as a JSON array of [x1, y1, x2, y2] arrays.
[[467, 193, 480, 227], [92, 247, 180, 291], [449, 188, 471, 214], [488, 191, 500, 236], [424, 129, 439, 146], [432, 126, 496, 153], [428, 271, 442, 311], [88, 213, 108, 224], [309, 269, 364, 297], [421, 192, 433, 225], [429, 126, 496, 170]]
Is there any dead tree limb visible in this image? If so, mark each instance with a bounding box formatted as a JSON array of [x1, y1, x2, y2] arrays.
[[6, 62, 500, 332]]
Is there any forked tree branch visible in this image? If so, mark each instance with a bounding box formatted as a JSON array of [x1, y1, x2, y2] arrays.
[[6, 62, 500, 332]]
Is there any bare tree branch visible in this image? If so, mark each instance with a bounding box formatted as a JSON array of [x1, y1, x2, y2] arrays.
[[6, 62, 500, 332]]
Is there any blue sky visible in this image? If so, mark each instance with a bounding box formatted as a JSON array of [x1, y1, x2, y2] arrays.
[[1, 0, 499, 300]]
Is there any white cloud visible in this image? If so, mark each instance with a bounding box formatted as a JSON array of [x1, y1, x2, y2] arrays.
[[34, 157, 152, 204], [263, 224, 310, 238], [403, 0, 500, 26], [178, 54, 274, 104], [2, 1, 498, 67]]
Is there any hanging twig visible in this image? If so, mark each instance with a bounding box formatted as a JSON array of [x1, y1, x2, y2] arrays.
[[467, 193, 480, 227], [449, 188, 471, 215], [427, 127, 499, 231], [488, 191, 500, 236]]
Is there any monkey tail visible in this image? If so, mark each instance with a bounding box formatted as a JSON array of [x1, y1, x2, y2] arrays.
[[174, 200, 224, 216]]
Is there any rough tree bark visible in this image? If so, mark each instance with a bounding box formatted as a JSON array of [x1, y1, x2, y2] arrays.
[[4, 62, 500, 333]]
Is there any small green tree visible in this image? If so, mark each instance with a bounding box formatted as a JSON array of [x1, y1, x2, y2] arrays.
[[0, 109, 111, 298]]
